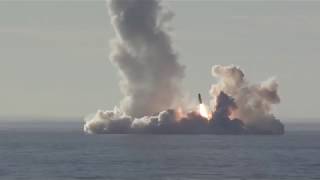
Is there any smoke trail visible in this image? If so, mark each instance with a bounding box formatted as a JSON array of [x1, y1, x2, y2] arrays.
[[83, 0, 284, 135], [210, 65, 284, 134], [109, 0, 185, 118], [84, 0, 188, 134]]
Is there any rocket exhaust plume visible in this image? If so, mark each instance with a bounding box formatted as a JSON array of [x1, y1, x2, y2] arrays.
[[199, 104, 210, 120], [83, 0, 284, 135], [198, 93, 210, 119]]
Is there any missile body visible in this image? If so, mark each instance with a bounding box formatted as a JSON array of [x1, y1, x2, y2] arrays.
[[198, 93, 202, 104]]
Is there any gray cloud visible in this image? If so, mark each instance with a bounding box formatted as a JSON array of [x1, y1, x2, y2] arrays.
[[83, 0, 284, 135], [108, 0, 185, 118], [210, 65, 284, 134]]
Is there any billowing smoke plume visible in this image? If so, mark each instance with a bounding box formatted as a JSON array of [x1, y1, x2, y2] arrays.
[[210, 91, 245, 134], [109, 0, 184, 118], [210, 65, 284, 134], [84, 108, 210, 134], [84, 0, 284, 135], [83, 91, 249, 135]]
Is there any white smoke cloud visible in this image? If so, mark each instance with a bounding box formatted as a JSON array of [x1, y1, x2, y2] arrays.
[[83, 107, 132, 134], [210, 65, 284, 134], [83, 0, 284, 135], [84, 108, 216, 134]]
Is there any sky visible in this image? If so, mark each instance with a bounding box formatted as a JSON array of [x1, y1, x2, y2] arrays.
[[1, 1, 320, 120]]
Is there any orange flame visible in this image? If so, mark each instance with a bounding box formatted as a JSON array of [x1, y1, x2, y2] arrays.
[[175, 106, 185, 121]]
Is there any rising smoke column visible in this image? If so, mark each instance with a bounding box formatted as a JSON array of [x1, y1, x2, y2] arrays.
[[210, 65, 284, 134], [84, 0, 284, 135], [84, 0, 186, 134], [109, 0, 185, 118]]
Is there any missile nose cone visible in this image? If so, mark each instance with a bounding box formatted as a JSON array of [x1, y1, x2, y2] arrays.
[[198, 93, 202, 104]]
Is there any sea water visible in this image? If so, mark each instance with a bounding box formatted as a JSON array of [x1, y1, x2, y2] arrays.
[[0, 120, 319, 180]]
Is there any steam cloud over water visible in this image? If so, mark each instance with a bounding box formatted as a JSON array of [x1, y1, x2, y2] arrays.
[[84, 0, 284, 135]]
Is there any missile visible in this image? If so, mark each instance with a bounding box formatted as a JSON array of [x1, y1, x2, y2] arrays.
[[198, 93, 202, 104]]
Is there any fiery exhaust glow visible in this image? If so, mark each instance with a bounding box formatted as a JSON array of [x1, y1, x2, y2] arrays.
[[199, 103, 210, 119], [175, 107, 185, 121]]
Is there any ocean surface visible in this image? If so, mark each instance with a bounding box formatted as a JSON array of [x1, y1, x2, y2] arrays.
[[0, 120, 320, 180]]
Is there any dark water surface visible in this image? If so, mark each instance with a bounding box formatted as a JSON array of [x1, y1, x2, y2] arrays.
[[0, 121, 320, 180]]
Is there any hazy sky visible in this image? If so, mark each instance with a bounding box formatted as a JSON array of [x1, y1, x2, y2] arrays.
[[1, 1, 320, 120]]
